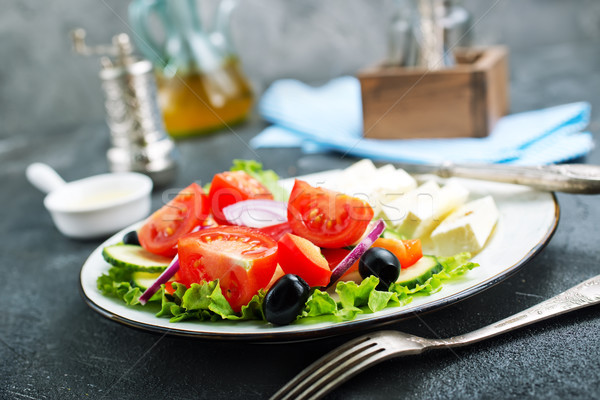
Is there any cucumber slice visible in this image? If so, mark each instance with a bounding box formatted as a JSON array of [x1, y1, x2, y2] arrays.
[[102, 244, 170, 272], [131, 271, 162, 290], [395, 255, 443, 289]]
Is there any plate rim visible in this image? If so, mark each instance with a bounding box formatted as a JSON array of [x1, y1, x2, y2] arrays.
[[79, 177, 560, 342]]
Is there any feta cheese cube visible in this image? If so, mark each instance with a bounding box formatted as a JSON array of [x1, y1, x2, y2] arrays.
[[335, 160, 417, 216], [430, 195, 499, 256], [382, 180, 440, 235], [382, 180, 469, 239]]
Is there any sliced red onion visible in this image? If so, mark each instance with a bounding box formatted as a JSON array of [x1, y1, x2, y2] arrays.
[[222, 199, 288, 228], [326, 219, 385, 288], [139, 255, 180, 305]]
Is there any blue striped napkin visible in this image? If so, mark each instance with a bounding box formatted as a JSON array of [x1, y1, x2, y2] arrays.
[[251, 76, 594, 165]]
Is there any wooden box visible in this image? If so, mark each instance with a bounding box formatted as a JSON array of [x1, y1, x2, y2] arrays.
[[358, 46, 509, 139]]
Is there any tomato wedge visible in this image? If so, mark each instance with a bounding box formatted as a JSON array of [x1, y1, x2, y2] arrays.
[[265, 265, 286, 292], [368, 238, 423, 269], [287, 180, 374, 248], [321, 247, 359, 281], [177, 226, 278, 312], [277, 233, 332, 287], [138, 183, 209, 257], [320, 248, 349, 269], [258, 221, 293, 241], [208, 171, 273, 224]]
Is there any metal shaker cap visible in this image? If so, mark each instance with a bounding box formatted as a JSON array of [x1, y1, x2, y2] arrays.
[[71, 29, 177, 187]]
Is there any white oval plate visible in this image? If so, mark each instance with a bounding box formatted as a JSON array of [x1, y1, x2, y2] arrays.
[[80, 170, 559, 341]]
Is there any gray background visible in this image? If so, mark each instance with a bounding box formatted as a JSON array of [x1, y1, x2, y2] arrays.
[[3, 2, 600, 400], [1, 0, 600, 141]]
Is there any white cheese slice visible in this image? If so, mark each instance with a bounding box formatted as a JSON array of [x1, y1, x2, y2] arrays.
[[382, 180, 469, 239], [336, 160, 417, 216], [371, 165, 417, 198], [334, 159, 378, 201], [335, 159, 378, 190], [381, 180, 440, 235], [374, 163, 396, 175], [412, 180, 470, 239], [430, 195, 499, 256], [370, 165, 417, 216]]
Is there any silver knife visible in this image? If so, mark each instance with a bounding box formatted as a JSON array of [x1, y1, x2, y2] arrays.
[[376, 162, 600, 194]]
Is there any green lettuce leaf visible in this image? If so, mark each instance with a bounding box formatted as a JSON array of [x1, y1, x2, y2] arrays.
[[302, 289, 338, 317], [438, 252, 479, 275], [157, 281, 266, 322], [368, 289, 400, 313], [97, 267, 144, 306], [337, 276, 379, 309], [230, 291, 266, 321], [182, 281, 235, 315], [230, 159, 288, 202], [97, 251, 478, 324], [336, 277, 403, 315], [390, 252, 478, 296]]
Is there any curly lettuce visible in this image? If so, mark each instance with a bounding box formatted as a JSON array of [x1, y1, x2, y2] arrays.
[[97, 253, 478, 324]]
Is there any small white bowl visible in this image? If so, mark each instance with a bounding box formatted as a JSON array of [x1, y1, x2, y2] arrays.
[[27, 163, 153, 239]]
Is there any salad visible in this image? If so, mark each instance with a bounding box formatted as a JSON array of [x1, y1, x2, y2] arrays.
[[97, 160, 488, 326]]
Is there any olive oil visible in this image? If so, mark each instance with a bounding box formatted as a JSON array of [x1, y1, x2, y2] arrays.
[[156, 58, 253, 138]]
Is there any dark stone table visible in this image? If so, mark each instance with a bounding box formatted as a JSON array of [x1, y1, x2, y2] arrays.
[[2, 41, 600, 399]]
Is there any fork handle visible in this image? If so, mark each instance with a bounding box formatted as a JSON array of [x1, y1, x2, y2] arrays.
[[446, 275, 600, 347]]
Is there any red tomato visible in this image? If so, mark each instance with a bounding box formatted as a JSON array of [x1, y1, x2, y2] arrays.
[[258, 221, 293, 241], [164, 283, 176, 295], [177, 226, 278, 312], [265, 265, 286, 291], [368, 238, 423, 269], [138, 183, 209, 257], [208, 171, 273, 224], [321, 247, 359, 281], [321, 248, 351, 270], [287, 180, 374, 248], [277, 233, 332, 287]]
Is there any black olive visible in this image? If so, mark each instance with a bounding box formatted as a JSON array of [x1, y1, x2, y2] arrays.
[[263, 274, 311, 326], [123, 230, 140, 246], [358, 247, 401, 291]]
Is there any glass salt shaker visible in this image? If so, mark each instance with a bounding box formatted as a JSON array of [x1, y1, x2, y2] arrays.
[[387, 0, 419, 67], [440, 0, 473, 49]]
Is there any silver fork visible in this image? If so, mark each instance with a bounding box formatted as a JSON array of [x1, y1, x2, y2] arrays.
[[270, 274, 600, 400]]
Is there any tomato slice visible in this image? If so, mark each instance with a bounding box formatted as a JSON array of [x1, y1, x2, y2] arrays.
[[138, 183, 209, 257], [277, 233, 332, 287], [369, 238, 423, 268], [164, 281, 177, 295], [258, 221, 293, 241], [287, 180, 374, 248], [321, 247, 359, 281], [177, 226, 278, 312], [265, 265, 286, 291], [321, 248, 351, 270], [208, 171, 273, 224]]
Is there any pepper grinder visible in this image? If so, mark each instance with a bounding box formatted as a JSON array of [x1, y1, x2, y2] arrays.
[[71, 28, 177, 187]]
